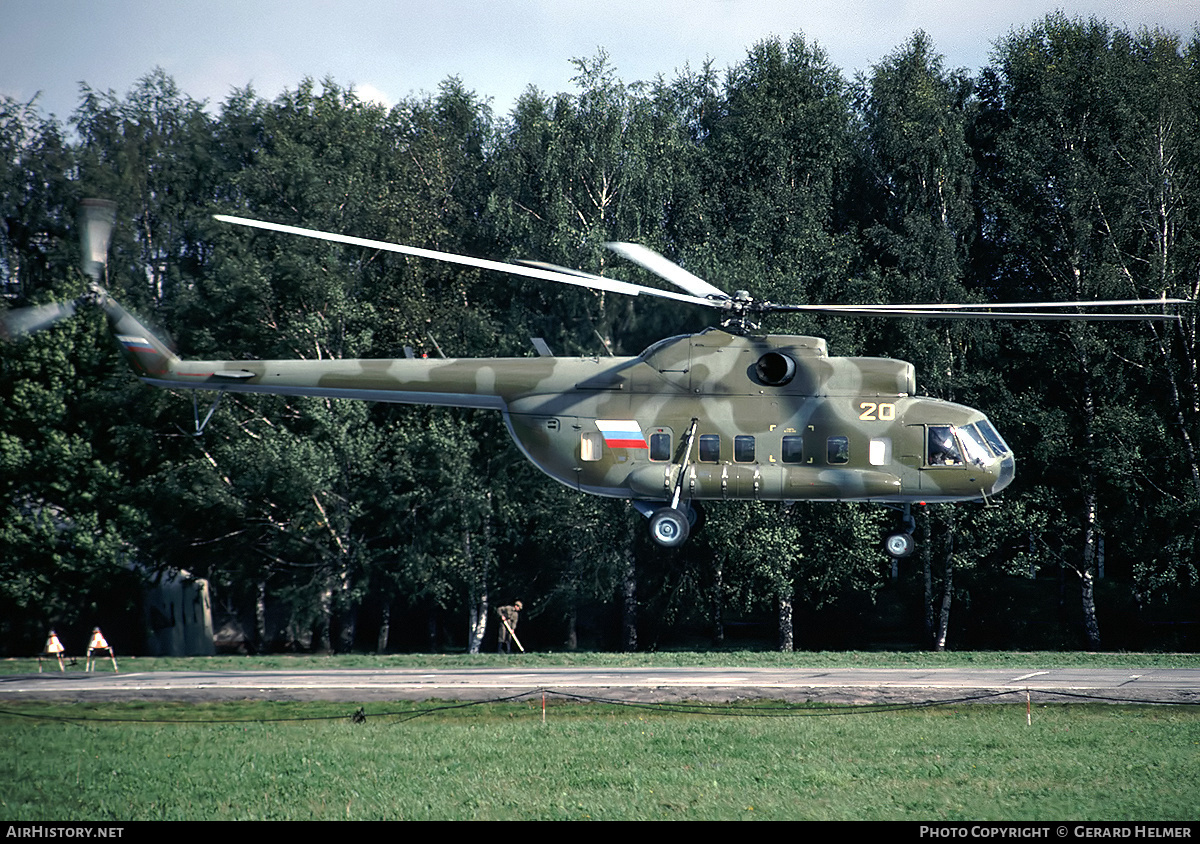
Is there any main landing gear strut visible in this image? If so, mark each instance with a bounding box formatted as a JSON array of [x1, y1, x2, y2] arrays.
[[639, 419, 700, 548]]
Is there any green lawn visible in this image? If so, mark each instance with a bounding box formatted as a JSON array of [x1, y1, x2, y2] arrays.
[[3, 649, 1199, 674], [2, 699, 1197, 820]]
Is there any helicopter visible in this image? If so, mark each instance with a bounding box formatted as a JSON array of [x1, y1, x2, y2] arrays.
[[2, 199, 1188, 554]]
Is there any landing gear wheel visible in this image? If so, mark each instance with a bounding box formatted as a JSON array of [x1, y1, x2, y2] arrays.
[[649, 507, 690, 547], [885, 532, 915, 558]]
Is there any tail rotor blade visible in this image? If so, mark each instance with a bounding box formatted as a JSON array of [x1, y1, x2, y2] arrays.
[[79, 198, 116, 282], [0, 300, 78, 341]]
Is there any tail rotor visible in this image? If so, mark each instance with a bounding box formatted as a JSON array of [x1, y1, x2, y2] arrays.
[[1, 198, 116, 341]]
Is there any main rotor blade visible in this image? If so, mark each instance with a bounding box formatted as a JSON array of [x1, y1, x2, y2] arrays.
[[515, 259, 611, 282], [0, 300, 78, 341], [604, 242, 731, 300], [214, 215, 718, 309], [813, 298, 1191, 312], [766, 304, 1182, 320], [213, 215, 1189, 323]]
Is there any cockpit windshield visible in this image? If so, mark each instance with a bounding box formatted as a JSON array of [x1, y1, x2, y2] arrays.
[[927, 422, 1005, 467], [975, 418, 1010, 455], [957, 424, 993, 466]]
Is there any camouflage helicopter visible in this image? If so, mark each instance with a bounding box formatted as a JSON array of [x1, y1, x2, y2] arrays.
[[3, 200, 1187, 555]]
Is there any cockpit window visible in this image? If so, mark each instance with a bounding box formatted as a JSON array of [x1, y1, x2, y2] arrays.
[[958, 424, 993, 466], [976, 419, 1010, 455], [927, 425, 963, 466]]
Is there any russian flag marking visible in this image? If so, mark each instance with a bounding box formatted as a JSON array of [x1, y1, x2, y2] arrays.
[[117, 335, 156, 353], [595, 419, 648, 449]]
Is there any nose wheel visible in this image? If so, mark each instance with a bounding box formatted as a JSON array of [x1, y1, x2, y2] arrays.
[[884, 503, 918, 558], [884, 531, 915, 558]]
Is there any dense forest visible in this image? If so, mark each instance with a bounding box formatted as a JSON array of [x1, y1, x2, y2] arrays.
[[3, 15, 1199, 655]]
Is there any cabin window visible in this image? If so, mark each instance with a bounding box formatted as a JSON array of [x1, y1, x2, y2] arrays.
[[827, 436, 849, 464], [698, 434, 721, 463], [869, 437, 891, 466], [581, 431, 603, 461], [927, 425, 963, 465], [734, 435, 755, 463], [781, 435, 804, 464], [649, 432, 672, 462]]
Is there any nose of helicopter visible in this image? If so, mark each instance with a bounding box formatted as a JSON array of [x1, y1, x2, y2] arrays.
[[968, 417, 1015, 499], [990, 452, 1016, 497]]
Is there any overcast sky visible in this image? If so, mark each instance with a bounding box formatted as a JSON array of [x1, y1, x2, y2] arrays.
[[2, 1, 1197, 124]]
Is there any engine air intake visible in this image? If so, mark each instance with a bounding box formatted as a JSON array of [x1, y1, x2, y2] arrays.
[[755, 352, 796, 386]]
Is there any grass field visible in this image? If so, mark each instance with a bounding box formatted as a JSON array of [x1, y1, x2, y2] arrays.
[[2, 698, 1197, 820], [3, 649, 1199, 674]]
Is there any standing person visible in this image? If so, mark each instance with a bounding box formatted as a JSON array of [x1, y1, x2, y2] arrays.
[[496, 601, 523, 654]]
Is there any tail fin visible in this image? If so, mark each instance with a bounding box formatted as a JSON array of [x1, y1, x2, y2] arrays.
[[97, 292, 179, 378]]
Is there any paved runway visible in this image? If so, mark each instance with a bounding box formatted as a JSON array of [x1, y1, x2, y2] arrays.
[[3, 666, 1199, 704]]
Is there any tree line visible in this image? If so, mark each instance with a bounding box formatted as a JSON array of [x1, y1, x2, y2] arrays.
[[2, 14, 1198, 655]]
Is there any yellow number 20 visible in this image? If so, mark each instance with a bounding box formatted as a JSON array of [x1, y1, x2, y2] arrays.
[[858, 402, 896, 421]]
